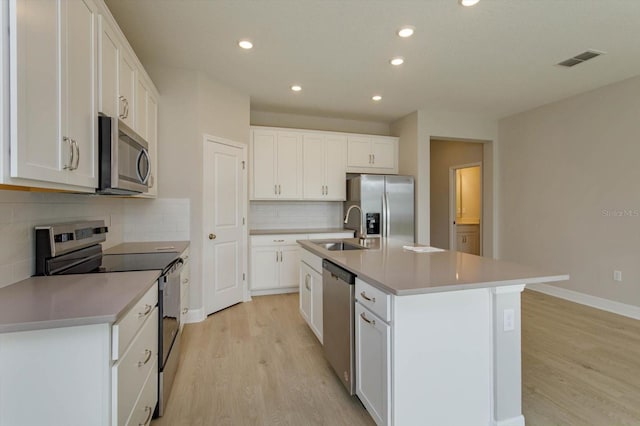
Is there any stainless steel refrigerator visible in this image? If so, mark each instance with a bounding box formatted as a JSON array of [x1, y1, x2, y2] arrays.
[[344, 174, 414, 242]]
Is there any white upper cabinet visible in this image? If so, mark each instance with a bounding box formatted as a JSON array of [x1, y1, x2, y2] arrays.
[[10, 0, 98, 190], [251, 129, 302, 200], [251, 126, 395, 201], [302, 133, 347, 200], [4, 0, 158, 193], [118, 49, 136, 128], [135, 77, 148, 140], [347, 135, 398, 174], [145, 92, 158, 197], [98, 15, 119, 119]]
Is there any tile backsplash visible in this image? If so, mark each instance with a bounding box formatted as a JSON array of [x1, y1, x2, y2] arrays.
[[0, 191, 191, 289], [123, 198, 190, 242], [249, 201, 343, 230], [0, 190, 125, 288]]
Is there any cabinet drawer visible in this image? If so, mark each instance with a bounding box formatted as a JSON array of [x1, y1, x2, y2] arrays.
[[113, 308, 158, 426], [356, 279, 391, 322], [112, 282, 158, 360], [251, 234, 308, 246], [301, 249, 323, 273], [125, 359, 158, 426]]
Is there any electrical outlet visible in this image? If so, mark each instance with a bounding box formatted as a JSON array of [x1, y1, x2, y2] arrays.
[[503, 309, 515, 331], [613, 270, 622, 282]]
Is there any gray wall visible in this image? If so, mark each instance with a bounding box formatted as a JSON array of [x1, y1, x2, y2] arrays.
[[430, 140, 484, 249], [498, 74, 640, 306]]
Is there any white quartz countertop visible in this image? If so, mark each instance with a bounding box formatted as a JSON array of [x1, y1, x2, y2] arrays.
[[104, 241, 190, 255], [250, 228, 355, 236], [0, 271, 160, 333], [298, 238, 569, 296]]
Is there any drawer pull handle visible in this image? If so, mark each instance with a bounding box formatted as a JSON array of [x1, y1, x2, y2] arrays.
[[138, 304, 153, 318], [138, 349, 153, 367], [182, 308, 188, 315], [139, 406, 153, 426], [273, 239, 285, 242], [360, 291, 376, 303], [360, 312, 376, 326]]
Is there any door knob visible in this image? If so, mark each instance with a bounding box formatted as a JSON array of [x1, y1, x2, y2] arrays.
[[209, 233, 216, 240]]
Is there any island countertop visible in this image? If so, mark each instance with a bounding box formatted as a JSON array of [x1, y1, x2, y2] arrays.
[[0, 271, 161, 333], [298, 238, 568, 296]]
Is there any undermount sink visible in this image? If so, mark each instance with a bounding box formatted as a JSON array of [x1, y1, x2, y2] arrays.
[[314, 241, 367, 251]]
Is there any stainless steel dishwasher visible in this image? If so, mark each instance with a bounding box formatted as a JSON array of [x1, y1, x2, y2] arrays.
[[322, 259, 357, 395]]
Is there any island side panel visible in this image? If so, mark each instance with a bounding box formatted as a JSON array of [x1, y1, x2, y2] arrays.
[[492, 284, 526, 426], [392, 288, 492, 426]]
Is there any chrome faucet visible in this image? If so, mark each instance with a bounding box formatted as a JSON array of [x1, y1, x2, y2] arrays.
[[344, 205, 367, 244]]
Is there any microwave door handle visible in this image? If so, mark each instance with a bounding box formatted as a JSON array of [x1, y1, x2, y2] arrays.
[[136, 148, 151, 184]]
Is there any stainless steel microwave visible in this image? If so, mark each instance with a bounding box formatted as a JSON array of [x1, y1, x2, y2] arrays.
[[98, 115, 150, 194]]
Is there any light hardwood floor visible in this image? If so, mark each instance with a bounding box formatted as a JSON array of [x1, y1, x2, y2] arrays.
[[152, 293, 374, 426], [522, 290, 640, 426], [153, 290, 640, 426]]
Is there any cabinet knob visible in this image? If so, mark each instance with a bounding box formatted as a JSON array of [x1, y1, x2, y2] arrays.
[[209, 233, 216, 240]]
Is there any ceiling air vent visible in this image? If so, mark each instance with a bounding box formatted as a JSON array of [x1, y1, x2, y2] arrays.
[[557, 50, 605, 67]]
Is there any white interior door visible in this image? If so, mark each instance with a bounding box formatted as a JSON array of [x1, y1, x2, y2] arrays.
[[204, 137, 247, 315]]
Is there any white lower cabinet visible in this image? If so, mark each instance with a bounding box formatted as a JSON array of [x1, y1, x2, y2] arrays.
[[179, 247, 191, 331], [299, 256, 323, 343], [355, 302, 391, 426], [250, 232, 353, 295], [0, 282, 158, 426], [250, 234, 306, 292]]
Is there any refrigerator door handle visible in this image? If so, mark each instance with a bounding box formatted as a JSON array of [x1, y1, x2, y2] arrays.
[[384, 192, 391, 238]]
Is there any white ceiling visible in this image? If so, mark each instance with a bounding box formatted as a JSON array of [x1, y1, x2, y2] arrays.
[[104, 0, 640, 123]]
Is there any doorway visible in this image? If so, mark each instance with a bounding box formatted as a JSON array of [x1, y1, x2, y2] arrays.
[[429, 138, 487, 253], [202, 135, 248, 315], [449, 164, 482, 255]]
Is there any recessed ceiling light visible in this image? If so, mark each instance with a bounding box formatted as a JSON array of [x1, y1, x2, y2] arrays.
[[390, 57, 404, 66], [459, 0, 480, 6], [372, 95, 382, 101], [238, 40, 253, 49], [291, 85, 302, 92], [397, 27, 415, 38]]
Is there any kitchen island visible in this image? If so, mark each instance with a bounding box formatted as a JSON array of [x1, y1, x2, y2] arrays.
[[298, 238, 568, 426]]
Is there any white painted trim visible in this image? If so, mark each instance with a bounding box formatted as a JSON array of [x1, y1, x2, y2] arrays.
[[250, 287, 298, 297], [494, 415, 525, 426], [528, 284, 640, 320], [184, 308, 205, 324]]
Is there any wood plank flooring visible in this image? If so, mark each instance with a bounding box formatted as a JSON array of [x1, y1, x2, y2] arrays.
[[152, 293, 374, 426], [153, 290, 640, 426], [522, 290, 640, 426]]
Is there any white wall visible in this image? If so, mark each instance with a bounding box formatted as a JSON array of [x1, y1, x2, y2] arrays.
[[392, 110, 497, 254], [419, 110, 497, 256], [498, 74, 640, 307], [250, 109, 391, 136], [0, 190, 125, 288], [146, 64, 250, 315]]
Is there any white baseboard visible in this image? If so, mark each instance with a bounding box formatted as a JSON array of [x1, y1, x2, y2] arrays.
[[494, 415, 525, 426], [184, 308, 205, 324], [528, 284, 640, 320], [250, 287, 298, 297]]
